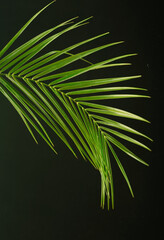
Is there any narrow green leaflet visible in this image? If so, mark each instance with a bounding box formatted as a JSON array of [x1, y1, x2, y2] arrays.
[[67, 86, 147, 95], [79, 101, 150, 122], [105, 134, 149, 166], [101, 126, 151, 151], [91, 114, 152, 140], [35, 63, 131, 83], [75, 94, 150, 101], [107, 141, 134, 197], [48, 54, 136, 85]]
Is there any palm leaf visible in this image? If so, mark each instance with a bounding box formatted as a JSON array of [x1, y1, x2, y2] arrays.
[[0, 2, 151, 210]]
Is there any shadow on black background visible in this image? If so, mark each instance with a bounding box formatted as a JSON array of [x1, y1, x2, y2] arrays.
[[0, 0, 162, 239]]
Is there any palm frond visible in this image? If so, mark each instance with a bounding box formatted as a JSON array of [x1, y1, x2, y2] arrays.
[[0, 2, 151, 210]]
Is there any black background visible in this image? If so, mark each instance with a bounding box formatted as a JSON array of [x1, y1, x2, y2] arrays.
[[0, 0, 162, 239]]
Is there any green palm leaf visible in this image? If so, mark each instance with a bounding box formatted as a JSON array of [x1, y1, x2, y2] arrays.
[[0, 2, 151, 210]]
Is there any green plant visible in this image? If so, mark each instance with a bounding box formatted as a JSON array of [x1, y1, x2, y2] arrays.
[[0, 1, 151, 209]]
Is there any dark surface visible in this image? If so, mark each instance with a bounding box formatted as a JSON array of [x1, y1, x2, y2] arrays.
[[0, 0, 162, 239]]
